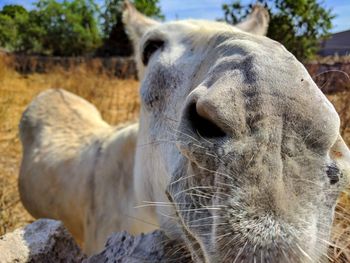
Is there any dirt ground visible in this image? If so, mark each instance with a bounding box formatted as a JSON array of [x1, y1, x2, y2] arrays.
[[0, 55, 349, 261]]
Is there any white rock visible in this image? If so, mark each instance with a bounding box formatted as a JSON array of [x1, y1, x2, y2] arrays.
[[0, 219, 85, 263]]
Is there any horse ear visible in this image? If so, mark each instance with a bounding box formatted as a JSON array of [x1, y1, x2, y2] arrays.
[[122, 0, 160, 48], [330, 136, 350, 182], [235, 5, 270, 36]]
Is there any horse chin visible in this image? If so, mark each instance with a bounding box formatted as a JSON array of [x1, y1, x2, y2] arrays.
[[166, 155, 331, 263]]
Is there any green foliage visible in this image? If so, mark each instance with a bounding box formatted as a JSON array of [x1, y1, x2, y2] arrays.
[[0, 0, 163, 56], [101, 0, 163, 38], [222, 1, 243, 24], [222, 0, 334, 61], [101, 0, 121, 38], [0, 5, 31, 51], [1, 4, 28, 18], [0, 14, 17, 50], [17, 11, 46, 53], [97, 0, 163, 56], [0, 1, 102, 56], [134, 0, 163, 18], [33, 0, 101, 56]]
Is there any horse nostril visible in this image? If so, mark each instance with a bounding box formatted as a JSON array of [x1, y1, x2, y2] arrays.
[[187, 103, 226, 139]]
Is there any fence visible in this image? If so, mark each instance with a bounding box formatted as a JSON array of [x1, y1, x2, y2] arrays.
[[11, 55, 137, 79], [5, 54, 350, 94]]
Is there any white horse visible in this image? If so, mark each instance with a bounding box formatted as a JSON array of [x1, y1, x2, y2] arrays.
[[19, 1, 350, 262]]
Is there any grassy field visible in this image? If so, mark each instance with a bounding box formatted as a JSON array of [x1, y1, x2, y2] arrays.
[[0, 55, 349, 261], [0, 55, 140, 236]]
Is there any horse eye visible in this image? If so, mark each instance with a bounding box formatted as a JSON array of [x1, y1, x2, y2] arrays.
[[326, 163, 340, 185], [142, 39, 164, 65]]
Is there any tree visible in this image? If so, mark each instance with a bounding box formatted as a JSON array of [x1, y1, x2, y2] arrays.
[[101, 0, 121, 38], [0, 5, 29, 51], [32, 0, 101, 56], [0, 13, 17, 50], [0, 0, 164, 56], [0, 4, 27, 18], [101, 0, 163, 38], [97, 0, 163, 56], [0, 1, 102, 56], [17, 10, 46, 53], [133, 0, 163, 19], [222, 0, 334, 61]]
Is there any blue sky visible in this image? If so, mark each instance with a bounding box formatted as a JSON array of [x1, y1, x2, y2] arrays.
[[0, 0, 349, 33]]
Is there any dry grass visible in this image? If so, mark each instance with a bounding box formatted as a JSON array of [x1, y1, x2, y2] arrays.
[[0, 55, 139, 236], [311, 55, 350, 64], [0, 55, 349, 261], [327, 91, 350, 262]]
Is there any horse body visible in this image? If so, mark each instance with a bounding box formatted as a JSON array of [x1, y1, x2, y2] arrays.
[[19, 89, 156, 252]]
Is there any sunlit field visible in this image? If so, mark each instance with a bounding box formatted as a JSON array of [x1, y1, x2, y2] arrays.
[[0, 55, 139, 235], [0, 54, 349, 261]]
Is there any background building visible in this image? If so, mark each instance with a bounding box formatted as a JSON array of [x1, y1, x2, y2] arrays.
[[319, 29, 350, 56]]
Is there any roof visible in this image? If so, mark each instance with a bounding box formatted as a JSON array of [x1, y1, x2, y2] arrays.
[[319, 29, 350, 56]]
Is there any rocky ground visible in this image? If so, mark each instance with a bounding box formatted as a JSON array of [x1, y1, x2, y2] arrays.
[[0, 219, 190, 263]]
